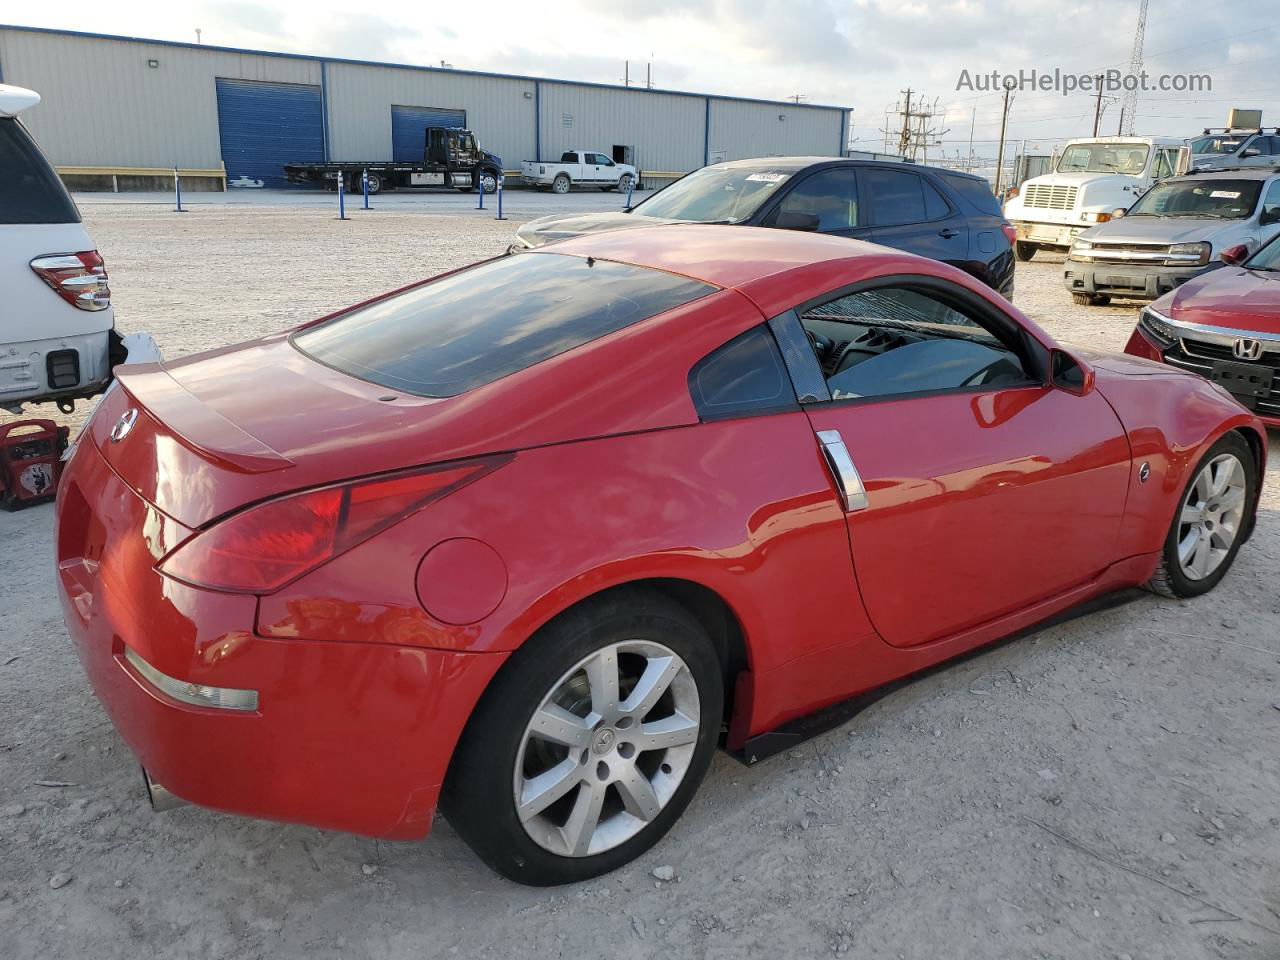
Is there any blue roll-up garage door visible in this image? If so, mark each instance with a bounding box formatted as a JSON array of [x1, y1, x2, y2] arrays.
[[392, 105, 466, 163], [215, 78, 324, 187]]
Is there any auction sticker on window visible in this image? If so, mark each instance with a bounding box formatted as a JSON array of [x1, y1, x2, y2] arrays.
[[745, 172, 787, 182], [1210, 190, 1241, 199]]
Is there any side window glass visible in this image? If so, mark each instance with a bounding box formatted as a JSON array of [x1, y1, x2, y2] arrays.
[[1262, 180, 1280, 218], [863, 170, 928, 226], [922, 178, 950, 219], [688, 326, 795, 419], [771, 168, 859, 231], [797, 286, 1034, 401]]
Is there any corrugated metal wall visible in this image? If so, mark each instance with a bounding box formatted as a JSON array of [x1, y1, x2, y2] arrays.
[[326, 62, 533, 168], [537, 84, 705, 173], [0, 27, 849, 178], [709, 99, 844, 163], [0, 29, 319, 167]]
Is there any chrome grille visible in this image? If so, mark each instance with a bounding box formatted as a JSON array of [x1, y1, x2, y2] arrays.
[[1022, 184, 1078, 210], [1164, 339, 1280, 415]]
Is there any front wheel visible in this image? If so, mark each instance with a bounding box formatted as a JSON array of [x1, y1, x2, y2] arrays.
[[618, 174, 636, 194], [478, 170, 499, 194], [442, 590, 723, 885], [1147, 432, 1256, 598], [1070, 291, 1111, 306]]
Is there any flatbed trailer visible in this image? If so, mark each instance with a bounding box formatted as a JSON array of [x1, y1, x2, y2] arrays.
[[283, 127, 502, 195]]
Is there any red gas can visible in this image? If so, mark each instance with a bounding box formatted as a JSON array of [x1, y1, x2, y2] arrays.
[[0, 419, 70, 510]]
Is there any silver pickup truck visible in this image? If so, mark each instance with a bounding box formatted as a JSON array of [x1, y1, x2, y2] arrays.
[[521, 151, 638, 194], [1062, 167, 1280, 305]]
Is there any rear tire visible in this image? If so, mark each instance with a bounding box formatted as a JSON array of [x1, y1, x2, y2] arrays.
[[552, 174, 571, 195], [1146, 432, 1255, 599], [441, 589, 723, 886], [1014, 241, 1039, 261]]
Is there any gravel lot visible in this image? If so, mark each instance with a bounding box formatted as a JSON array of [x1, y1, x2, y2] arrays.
[[2, 195, 1278, 960]]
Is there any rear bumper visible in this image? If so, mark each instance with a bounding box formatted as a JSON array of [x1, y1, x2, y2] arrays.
[[1064, 260, 1214, 301], [0, 328, 113, 408], [55, 438, 507, 839]]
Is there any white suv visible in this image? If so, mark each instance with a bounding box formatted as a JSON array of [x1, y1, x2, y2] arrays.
[[1, 84, 116, 414]]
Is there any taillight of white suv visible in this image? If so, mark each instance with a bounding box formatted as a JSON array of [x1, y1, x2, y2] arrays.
[[30, 251, 111, 311]]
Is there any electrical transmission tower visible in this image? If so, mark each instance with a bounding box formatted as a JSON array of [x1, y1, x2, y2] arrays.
[[881, 90, 949, 162], [1118, 0, 1147, 135]]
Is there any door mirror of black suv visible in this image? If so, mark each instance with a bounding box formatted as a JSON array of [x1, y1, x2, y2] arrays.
[[774, 211, 821, 232]]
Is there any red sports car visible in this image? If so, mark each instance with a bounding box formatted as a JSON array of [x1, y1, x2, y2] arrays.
[[57, 226, 1263, 885], [1126, 236, 1280, 428]]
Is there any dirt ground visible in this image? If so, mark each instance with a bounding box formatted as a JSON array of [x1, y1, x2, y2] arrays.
[[2, 198, 1278, 960]]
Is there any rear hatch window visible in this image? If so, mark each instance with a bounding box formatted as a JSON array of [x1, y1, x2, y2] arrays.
[[939, 172, 1003, 217], [294, 252, 717, 397], [0, 117, 80, 224]]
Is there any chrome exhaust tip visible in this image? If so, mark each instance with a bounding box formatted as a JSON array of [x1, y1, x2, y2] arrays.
[[141, 767, 188, 812]]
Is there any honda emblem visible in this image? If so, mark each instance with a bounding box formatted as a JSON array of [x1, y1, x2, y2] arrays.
[[1232, 338, 1264, 361]]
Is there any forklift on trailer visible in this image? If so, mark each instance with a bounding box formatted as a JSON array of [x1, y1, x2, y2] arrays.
[[283, 127, 503, 195]]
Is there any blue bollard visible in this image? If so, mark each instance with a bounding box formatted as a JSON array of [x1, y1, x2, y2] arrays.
[[337, 172, 348, 220], [477, 174, 486, 210], [625, 175, 635, 209], [495, 175, 507, 221], [174, 167, 185, 213], [362, 168, 370, 210]]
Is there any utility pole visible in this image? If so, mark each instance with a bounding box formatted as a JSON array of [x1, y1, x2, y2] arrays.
[[1092, 74, 1105, 136], [1117, 106, 1125, 136], [994, 83, 1013, 195], [882, 90, 947, 162], [898, 89, 913, 157], [967, 107, 976, 172]]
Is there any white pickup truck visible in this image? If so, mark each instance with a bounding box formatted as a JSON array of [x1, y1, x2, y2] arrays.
[[521, 151, 638, 194], [1004, 136, 1186, 261]]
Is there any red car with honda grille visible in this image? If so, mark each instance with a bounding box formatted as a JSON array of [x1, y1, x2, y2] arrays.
[[1126, 234, 1280, 427], [57, 226, 1264, 885]]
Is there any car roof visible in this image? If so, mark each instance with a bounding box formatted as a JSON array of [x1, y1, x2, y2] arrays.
[[707, 155, 984, 181], [0, 84, 41, 117], [1166, 167, 1280, 183], [532, 223, 913, 289]]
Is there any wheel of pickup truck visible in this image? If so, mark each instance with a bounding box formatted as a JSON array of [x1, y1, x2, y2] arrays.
[[1014, 241, 1038, 261], [552, 174, 572, 195], [616, 174, 636, 194]]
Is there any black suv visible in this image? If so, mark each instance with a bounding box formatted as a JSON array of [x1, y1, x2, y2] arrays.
[[515, 157, 1016, 296]]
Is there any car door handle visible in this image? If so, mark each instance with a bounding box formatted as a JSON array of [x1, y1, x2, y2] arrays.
[[816, 430, 869, 512], [938, 228, 960, 239]]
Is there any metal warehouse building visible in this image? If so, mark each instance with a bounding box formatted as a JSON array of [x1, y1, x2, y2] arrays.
[[0, 25, 851, 190]]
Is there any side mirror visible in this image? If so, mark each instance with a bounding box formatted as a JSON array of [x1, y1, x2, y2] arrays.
[[1260, 207, 1280, 226], [774, 211, 821, 232], [1220, 243, 1249, 266], [1241, 148, 1260, 158], [1051, 348, 1095, 396], [1110, 207, 1127, 219]]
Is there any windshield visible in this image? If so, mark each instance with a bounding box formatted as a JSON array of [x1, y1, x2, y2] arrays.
[[1244, 234, 1280, 271], [1190, 135, 1246, 156], [293, 253, 716, 397], [632, 164, 794, 223], [1057, 143, 1150, 175], [1126, 179, 1261, 219]]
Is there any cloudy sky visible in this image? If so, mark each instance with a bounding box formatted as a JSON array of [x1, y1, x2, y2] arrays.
[[6, 0, 1276, 159]]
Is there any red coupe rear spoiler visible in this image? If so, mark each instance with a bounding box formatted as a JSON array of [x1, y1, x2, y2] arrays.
[[114, 365, 295, 474]]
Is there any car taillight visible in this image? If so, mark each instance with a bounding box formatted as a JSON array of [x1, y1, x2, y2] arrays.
[[157, 456, 511, 593], [30, 251, 111, 311], [1001, 222, 1017, 245]]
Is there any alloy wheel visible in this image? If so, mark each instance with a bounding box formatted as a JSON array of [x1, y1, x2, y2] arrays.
[[513, 639, 700, 858], [1177, 452, 1247, 580]]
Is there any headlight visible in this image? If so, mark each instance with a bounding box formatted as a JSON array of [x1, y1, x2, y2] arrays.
[[1139, 306, 1177, 344], [1168, 242, 1211, 266], [1070, 239, 1094, 259]]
